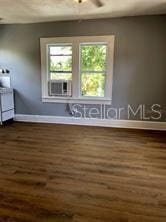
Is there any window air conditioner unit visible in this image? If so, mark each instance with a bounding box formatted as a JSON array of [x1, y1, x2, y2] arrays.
[[49, 80, 72, 97]]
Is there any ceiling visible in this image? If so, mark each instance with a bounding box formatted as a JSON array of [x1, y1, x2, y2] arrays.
[[0, 0, 166, 24]]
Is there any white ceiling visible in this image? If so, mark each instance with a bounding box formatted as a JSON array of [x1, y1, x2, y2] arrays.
[[0, 0, 166, 24]]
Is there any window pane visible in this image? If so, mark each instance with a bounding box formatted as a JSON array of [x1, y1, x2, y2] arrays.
[[50, 56, 72, 72], [49, 46, 72, 55], [50, 73, 72, 81], [81, 44, 107, 72], [82, 73, 105, 97]]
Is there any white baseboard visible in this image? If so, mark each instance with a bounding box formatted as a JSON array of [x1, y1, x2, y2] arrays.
[[14, 114, 166, 131]]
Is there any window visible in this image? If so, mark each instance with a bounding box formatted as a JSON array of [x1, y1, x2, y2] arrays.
[[40, 36, 114, 104], [49, 45, 72, 81], [81, 44, 107, 97]]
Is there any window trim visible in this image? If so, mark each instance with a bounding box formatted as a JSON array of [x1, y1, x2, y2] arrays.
[[40, 35, 115, 104]]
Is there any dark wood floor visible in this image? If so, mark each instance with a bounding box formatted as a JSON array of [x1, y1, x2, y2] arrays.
[[0, 122, 166, 222]]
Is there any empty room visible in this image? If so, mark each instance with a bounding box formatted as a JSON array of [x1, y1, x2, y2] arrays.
[[0, 0, 166, 221]]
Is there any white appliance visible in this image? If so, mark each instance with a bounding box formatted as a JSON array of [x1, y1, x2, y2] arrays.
[[49, 80, 72, 97], [0, 88, 14, 125]]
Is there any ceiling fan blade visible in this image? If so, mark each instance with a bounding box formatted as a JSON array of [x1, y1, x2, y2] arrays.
[[91, 0, 104, 7]]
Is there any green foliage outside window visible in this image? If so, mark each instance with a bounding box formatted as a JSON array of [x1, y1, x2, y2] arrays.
[[81, 45, 106, 71], [82, 74, 105, 97], [81, 44, 106, 97]]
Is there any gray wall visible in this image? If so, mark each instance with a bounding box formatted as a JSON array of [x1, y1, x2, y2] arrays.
[[0, 15, 166, 120]]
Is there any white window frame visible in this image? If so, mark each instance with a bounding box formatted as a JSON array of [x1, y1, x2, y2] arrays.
[[40, 35, 115, 104]]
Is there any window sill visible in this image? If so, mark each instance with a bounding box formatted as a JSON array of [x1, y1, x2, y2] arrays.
[[42, 97, 112, 105]]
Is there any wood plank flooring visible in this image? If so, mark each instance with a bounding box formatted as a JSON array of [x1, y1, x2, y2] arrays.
[[0, 122, 166, 222]]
